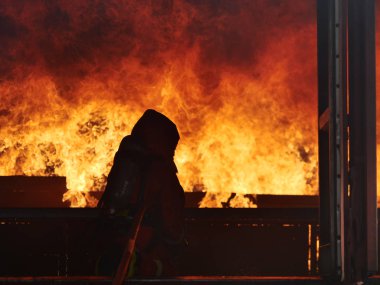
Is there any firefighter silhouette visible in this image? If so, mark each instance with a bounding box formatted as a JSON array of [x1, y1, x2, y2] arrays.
[[97, 109, 185, 277]]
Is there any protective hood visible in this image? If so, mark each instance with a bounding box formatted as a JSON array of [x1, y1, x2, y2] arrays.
[[131, 109, 180, 160]]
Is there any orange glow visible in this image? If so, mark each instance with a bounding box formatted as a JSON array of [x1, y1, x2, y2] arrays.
[[0, 1, 318, 207], [376, 1, 380, 202]]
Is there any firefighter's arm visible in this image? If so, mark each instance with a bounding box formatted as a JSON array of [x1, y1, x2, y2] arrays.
[[160, 173, 185, 245], [142, 161, 185, 245]]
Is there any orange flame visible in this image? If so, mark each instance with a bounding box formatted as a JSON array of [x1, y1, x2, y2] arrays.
[[0, 1, 319, 207]]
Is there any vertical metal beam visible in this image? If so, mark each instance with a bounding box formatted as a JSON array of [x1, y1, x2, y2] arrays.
[[347, 0, 378, 282], [317, 0, 344, 280], [318, 0, 377, 282], [317, 0, 333, 275], [334, 1, 348, 282]]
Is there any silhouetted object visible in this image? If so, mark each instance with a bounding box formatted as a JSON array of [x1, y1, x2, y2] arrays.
[[97, 109, 185, 279]]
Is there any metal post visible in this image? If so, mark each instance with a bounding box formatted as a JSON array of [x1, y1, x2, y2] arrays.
[[317, 0, 348, 281], [347, 0, 377, 282], [317, 0, 335, 276]]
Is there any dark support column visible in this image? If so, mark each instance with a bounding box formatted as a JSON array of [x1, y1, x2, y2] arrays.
[[317, 0, 338, 278], [348, 0, 377, 282], [318, 0, 377, 282]]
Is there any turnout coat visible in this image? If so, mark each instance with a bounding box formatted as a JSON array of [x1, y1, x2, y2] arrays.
[[98, 109, 185, 276]]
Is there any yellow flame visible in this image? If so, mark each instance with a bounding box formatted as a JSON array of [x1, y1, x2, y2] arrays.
[[0, 11, 319, 208]]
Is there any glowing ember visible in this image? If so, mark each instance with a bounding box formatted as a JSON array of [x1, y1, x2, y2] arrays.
[[0, 1, 319, 207]]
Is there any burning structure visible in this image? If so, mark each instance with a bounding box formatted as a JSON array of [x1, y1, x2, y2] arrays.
[[0, 0, 379, 284], [0, 0, 318, 208]]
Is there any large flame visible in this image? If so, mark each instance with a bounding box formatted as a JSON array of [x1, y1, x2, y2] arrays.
[[0, 1, 319, 207]]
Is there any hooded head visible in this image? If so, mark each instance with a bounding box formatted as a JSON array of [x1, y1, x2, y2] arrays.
[[131, 109, 180, 160]]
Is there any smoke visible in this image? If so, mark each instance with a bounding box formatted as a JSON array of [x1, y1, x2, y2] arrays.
[[0, 0, 316, 100]]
